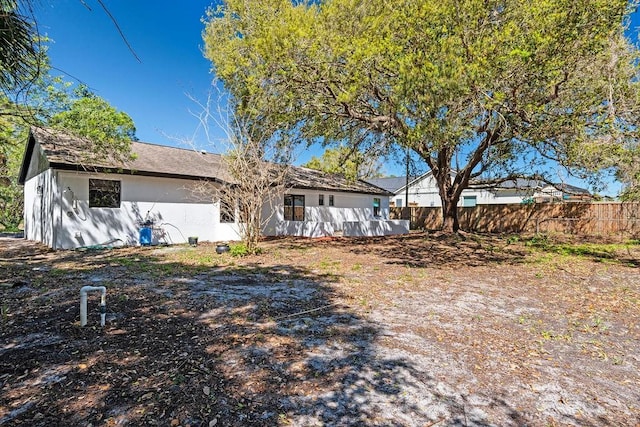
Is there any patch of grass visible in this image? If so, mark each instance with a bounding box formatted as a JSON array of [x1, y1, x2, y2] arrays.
[[230, 244, 249, 257], [316, 257, 341, 271], [48, 268, 68, 277], [539, 329, 554, 340], [582, 314, 609, 333], [523, 234, 636, 264], [506, 235, 520, 245], [112, 257, 143, 268], [398, 272, 415, 284], [111, 257, 157, 272], [229, 243, 262, 257]]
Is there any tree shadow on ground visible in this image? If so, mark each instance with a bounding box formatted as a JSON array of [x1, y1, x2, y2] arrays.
[[519, 235, 640, 268], [308, 232, 530, 269], [0, 238, 582, 426]]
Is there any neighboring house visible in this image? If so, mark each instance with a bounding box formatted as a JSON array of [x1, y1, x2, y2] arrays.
[[534, 183, 593, 203], [367, 173, 591, 207], [18, 128, 407, 249]]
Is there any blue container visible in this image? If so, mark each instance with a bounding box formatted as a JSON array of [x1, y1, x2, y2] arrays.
[[139, 227, 152, 246]]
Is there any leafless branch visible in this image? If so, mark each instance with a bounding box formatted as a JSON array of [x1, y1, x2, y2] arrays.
[[94, 0, 141, 63]]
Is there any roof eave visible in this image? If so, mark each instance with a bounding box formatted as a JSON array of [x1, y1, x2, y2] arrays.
[[49, 162, 226, 184], [290, 183, 393, 196], [17, 130, 37, 185]]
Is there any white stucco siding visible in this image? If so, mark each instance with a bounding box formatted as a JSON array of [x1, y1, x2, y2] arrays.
[[394, 174, 529, 207], [53, 172, 240, 249], [262, 189, 390, 236], [343, 220, 410, 237], [304, 190, 390, 225], [399, 174, 445, 207], [477, 189, 529, 205], [401, 189, 527, 207], [24, 168, 395, 247]]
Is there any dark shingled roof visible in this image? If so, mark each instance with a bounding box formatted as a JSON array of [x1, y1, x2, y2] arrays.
[[550, 183, 591, 195], [486, 178, 591, 195], [21, 127, 231, 182], [365, 176, 416, 193], [368, 174, 590, 196], [20, 127, 391, 195], [286, 167, 392, 195], [493, 178, 545, 190]]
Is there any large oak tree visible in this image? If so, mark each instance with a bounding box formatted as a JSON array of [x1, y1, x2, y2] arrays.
[[303, 146, 384, 181], [204, 0, 640, 232]]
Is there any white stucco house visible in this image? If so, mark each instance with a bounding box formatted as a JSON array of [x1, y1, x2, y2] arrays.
[[19, 128, 407, 249], [367, 172, 591, 208]]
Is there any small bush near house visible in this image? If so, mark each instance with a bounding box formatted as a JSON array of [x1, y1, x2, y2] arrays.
[[229, 243, 262, 257]]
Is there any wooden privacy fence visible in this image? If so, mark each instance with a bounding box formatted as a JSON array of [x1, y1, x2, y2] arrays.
[[390, 203, 640, 236]]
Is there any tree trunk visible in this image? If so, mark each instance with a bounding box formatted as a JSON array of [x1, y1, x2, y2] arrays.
[[441, 196, 460, 233], [430, 152, 461, 234]]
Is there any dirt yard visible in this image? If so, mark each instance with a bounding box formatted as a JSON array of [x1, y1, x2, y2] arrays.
[[0, 233, 639, 426]]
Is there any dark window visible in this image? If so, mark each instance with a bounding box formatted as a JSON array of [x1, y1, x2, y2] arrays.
[[319, 194, 324, 206], [220, 197, 235, 223], [284, 195, 305, 221], [373, 198, 381, 217], [89, 179, 120, 208], [328, 195, 334, 206]]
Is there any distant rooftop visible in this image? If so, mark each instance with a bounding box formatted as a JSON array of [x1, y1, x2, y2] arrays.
[[365, 176, 417, 193], [366, 173, 590, 195]]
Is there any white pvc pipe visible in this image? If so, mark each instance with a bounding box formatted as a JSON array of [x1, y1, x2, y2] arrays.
[[80, 286, 107, 327]]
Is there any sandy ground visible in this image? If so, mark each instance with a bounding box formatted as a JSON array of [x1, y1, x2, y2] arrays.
[[0, 233, 639, 426]]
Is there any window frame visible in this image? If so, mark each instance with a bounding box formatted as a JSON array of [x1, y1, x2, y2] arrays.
[[462, 195, 477, 208], [373, 197, 381, 217], [328, 195, 334, 207], [284, 194, 305, 221], [89, 179, 121, 208]]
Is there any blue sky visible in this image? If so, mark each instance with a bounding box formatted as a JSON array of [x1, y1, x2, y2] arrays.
[[34, 1, 639, 195], [35, 1, 218, 146]]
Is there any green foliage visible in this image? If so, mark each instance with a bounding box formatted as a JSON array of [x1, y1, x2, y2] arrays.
[[0, 110, 26, 229], [617, 146, 640, 201], [229, 242, 262, 257], [229, 243, 248, 257], [48, 88, 137, 163], [0, 177, 23, 230], [0, 79, 136, 230], [523, 235, 638, 262], [303, 145, 383, 181], [0, 2, 138, 231], [0, 0, 40, 91], [204, 0, 640, 231]]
